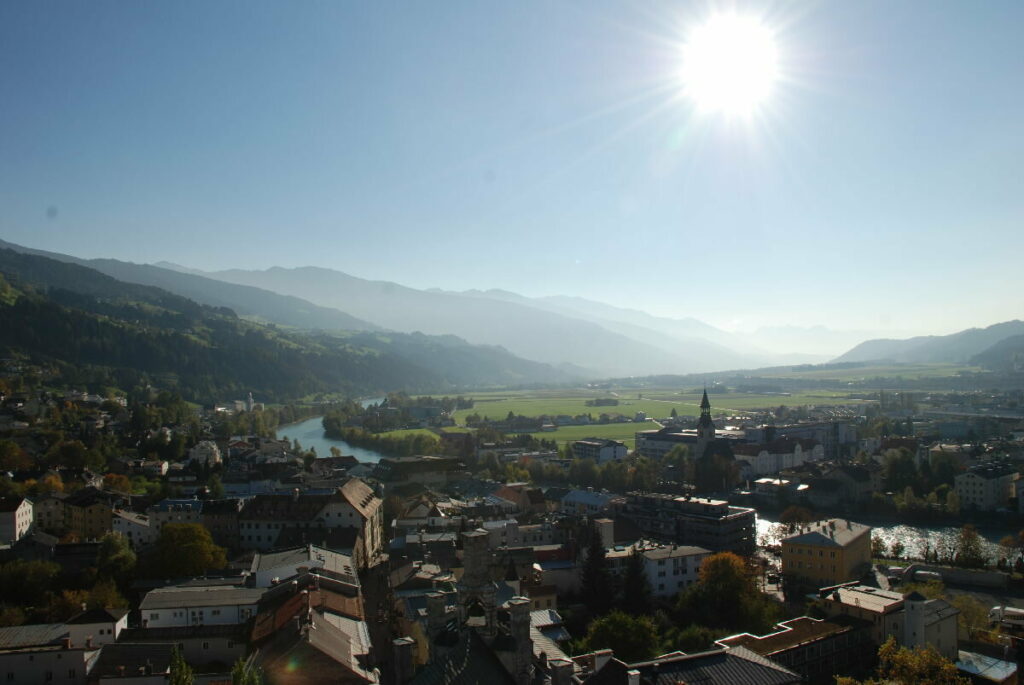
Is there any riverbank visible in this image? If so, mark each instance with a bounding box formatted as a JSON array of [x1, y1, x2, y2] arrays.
[[275, 416, 388, 463]]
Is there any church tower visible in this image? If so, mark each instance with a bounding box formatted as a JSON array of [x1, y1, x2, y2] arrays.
[[696, 388, 716, 455]]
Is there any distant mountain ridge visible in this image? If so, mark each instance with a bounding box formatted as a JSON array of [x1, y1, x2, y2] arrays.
[[0, 247, 577, 400], [200, 265, 735, 377], [833, 320, 1024, 364], [0, 239, 379, 333]]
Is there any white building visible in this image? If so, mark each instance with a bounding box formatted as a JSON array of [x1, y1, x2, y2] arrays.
[[111, 510, 156, 549], [140, 584, 264, 629], [188, 440, 223, 467], [570, 438, 627, 463], [65, 608, 128, 648], [955, 463, 1018, 512], [733, 439, 824, 479], [146, 499, 204, 535], [0, 496, 33, 543], [606, 542, 710, 598]]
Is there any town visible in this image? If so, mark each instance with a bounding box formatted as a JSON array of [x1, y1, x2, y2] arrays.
[[3, 377, 1024, 685]]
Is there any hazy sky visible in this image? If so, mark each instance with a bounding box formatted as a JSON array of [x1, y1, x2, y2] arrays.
[[2, 1, 1022, 335]]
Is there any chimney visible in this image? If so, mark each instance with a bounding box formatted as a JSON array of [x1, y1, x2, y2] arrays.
[[392, 637, 416, 685], [509, 597, 532, 685], [425, 592, 446, 639], [549, 658, 573, 685], [62, 637, 72, 649], [85, 636, 93, 649], [627, 670, 641, 685]]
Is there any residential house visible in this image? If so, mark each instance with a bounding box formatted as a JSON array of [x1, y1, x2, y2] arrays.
[[63, 488, 124, 540], [780, 519, 872, 586], [955, 462, 1018, 512], [0, 495, 33, 543], [64, 608, 128, 648], [605, 542, 710, 598], [111, 510, 155, 550]]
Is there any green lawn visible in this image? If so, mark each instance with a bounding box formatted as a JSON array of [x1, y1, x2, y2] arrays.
[[758, 363, 981, 381], [537, 422, 649, 449], [378, 428, 440, 439]]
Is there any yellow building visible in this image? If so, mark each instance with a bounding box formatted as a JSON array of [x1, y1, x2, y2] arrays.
[[780, 519, 871, 586]]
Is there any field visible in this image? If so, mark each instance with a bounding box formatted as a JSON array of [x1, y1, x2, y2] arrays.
[[757, 363, 981, 381], [454, 390, 868, 425]]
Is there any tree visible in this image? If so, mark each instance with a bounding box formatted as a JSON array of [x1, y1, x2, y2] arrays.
[[779, 506, 814, 532], [871, 534, 888, 559], [874, 636, 968, 684], [88, 578, 128, 610], [170, 646, 194, 685], [944, 491, 960, 515], [207, 475, 226, 499], [147, 524, 227, 578], [96, 533, 137, 586], [670, 408, 678, 418], [231, 658, 263, 685], [890, 539, 906, 559], [953, 524, 986, 569], [620, 548, 652, 616], [882, 449, 919, 493], [677, 552, 779, 633], [0, 440, 32, 471], [103, 473, 132, 494], [579, 611, 660, 663], [579, 525, 613, 616]]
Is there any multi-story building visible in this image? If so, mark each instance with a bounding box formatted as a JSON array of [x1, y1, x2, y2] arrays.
[[0, 495, 33, 543], [32, 493, 67, 534], [620, 492, 757, 556], [716, 616, 874, 684], [238, 479, 383, 564], [63, 487, 123, 540], [559, 489, 618, 516], [201, 498, 243, 551], [147, 499, 204, 536], [605, 542, 710, 597], [570, 438, 627, 463], [955, 462, 1018, 512], [111, 509, 156, 549], [732, 439, 824, 480], [780, 519, 871, 586]]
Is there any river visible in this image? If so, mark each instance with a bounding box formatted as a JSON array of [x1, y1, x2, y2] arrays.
[[756, 514, 1016, 563], [275, 397, 388, 464]]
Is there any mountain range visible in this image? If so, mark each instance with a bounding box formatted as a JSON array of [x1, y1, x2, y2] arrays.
[[1, 237, 1021, 380]]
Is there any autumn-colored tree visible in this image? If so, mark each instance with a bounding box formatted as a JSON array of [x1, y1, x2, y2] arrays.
[[103, 473, 132, 494], [677, 552, 780, 633], [0, 440, 32, 471], [147, 523, 227, 578]]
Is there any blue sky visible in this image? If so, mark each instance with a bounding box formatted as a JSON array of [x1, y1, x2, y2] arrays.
[[1, 1, 1022, 335]]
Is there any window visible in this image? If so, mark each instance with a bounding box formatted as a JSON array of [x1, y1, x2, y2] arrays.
[[68, 671, 76, 679], [150, 613, 160, 620], [212, 610, 221, 616], [203, 642, 210, 650]]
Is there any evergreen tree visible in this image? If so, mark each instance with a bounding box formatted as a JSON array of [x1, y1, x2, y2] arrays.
[[580, 524, 613, 616], [170, 647, 194, 685], [620, 548, 652, 615]]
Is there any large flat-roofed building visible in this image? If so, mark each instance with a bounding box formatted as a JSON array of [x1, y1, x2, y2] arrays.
[[620, 492, 756, 556], [570, 438, 627, 463], [716, 616, 874, 684], [781, 519, 871, 586]]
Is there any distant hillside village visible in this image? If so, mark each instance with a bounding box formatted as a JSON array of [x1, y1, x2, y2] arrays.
[[4, 381, 1024, 685]]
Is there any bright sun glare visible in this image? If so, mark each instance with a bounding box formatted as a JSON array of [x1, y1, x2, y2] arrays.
[[680, 14, 779, 117]]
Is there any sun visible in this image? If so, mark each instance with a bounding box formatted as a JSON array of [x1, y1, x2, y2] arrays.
[[680, 14, 779, 117]]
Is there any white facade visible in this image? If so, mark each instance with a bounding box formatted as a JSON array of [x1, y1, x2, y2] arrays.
[[606, 543, 710, 598], [188, 441, 222, 467], [239, 499, 361, 551], [146, 500, 203, 535], [736, 442, 825, 478], [66, 611, 128, 648], [0, 645, 95, 685], [955, 467, 1017, 512], [0, 497, 33, 543], [903, 594, 959, 661], [111, 511, 156, 549], [140, 586, 263, 629]]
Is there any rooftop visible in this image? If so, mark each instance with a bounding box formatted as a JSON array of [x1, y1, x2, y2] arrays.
[[781, 519, 871, 548], [140, 584, 265, 610]]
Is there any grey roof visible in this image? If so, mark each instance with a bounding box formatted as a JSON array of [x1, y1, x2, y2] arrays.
[[140, 585, 265, 610], [781, 519, 870, 548], [628, 646, 801, 685], [0, 623, 68, 649], [411, 629, 516, 685], [66, 608, 129, 625], [91, 643, 174, 678], [250, 545, 357, 583]]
